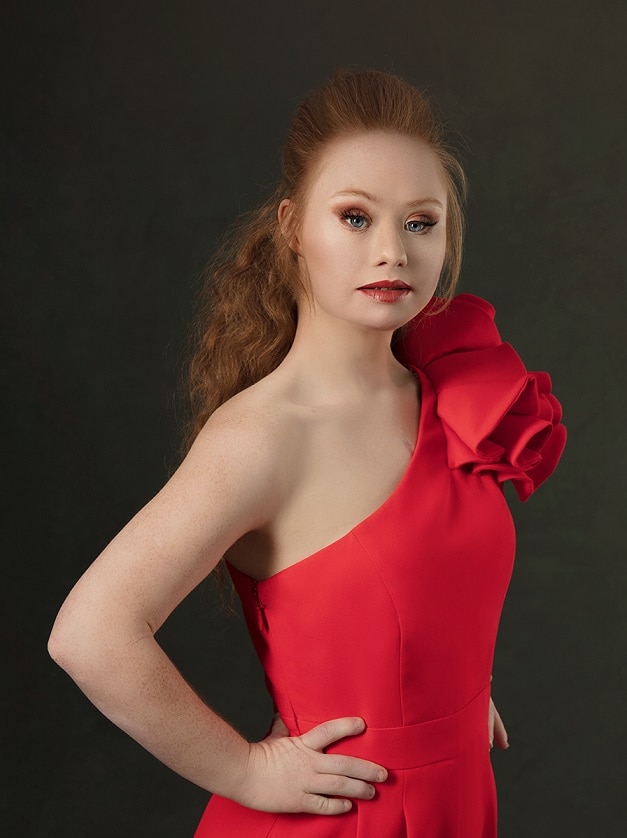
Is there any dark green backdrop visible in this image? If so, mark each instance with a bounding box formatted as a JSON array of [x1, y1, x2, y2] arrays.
[[3, 1, 625, 835]]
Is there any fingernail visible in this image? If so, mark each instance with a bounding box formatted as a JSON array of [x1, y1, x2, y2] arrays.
[[377, 770, 387, 782], [355, 718, 365, 731], [489, 739, 494, 749]]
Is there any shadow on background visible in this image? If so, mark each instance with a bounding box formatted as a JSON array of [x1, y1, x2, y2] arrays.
[[3, 1, 625, 835]]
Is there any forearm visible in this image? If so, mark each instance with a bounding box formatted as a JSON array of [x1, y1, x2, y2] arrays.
[[49, 607, 390, 816], [50, 629, 250, 798]]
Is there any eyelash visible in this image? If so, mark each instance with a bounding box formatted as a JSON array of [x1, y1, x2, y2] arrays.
[[339, 208, 437, 233]]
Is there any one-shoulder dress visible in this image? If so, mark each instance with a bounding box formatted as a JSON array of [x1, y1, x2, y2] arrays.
[[194, 294, 566, 837]]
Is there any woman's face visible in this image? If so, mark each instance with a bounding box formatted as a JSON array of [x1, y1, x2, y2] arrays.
[[281, 131, 448, 334]]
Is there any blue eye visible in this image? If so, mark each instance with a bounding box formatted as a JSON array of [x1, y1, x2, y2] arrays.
[[341, 210, 369, 229], [405, 219, 436, 233]]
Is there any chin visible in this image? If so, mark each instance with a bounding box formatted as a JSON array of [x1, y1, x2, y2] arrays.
[[355, 310, 421, 334]]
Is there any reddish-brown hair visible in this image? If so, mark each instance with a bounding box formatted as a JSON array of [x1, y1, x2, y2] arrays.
[[181, 69, 467, 454]]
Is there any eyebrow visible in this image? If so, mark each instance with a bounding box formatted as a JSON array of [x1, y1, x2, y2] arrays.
[[330, 189, 444, 209]]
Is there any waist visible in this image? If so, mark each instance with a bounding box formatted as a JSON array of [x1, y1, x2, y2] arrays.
[[282, 684, 491, 770]]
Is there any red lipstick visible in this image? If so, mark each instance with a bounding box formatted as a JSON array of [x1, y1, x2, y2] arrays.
[[357, 280, 412, 303]]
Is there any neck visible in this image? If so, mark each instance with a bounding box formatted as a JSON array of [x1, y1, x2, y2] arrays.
[[279, 306, 410, 403]]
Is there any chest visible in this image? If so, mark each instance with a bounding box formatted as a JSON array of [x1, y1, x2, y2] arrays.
[[228, 383, 420, 580]]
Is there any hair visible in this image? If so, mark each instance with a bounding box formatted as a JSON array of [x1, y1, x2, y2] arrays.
[[181, 68, 467, 456]]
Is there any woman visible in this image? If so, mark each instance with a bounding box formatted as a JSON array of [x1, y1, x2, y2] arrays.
[[49, 69, 566, 836]]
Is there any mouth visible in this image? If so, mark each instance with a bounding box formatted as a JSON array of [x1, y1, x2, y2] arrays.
[[357, 280, 412, 305], [357, 280, 412, 291]]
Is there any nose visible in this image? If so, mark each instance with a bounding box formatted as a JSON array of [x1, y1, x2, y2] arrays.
[[372, 220, 407, 268]]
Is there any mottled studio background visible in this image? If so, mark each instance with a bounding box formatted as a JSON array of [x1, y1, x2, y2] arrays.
[[3, 1, 625, 835]]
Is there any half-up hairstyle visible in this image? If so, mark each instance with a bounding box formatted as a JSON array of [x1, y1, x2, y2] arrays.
[[181, 69, 467, 454]]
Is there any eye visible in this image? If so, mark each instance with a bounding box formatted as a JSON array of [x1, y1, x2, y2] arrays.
[[340, 209, 369, 230], [405, 218, 437, 233]]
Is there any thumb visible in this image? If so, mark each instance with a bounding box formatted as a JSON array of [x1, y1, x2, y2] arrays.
[[299, 717, 365, 752], [265, 713, 290, 740]]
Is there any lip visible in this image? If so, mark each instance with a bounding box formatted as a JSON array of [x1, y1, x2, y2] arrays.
[[358, 287, 411, 304], [357, 280, 412, 290]]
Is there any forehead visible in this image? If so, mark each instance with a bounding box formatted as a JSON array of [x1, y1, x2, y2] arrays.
[[307, 131, 447, 203]]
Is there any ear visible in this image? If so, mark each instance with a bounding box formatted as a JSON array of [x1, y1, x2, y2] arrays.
[[278, 198, 302, 255]]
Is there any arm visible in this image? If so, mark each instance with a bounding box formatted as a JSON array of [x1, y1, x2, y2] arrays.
[[489, 699, 509, 750], [48, 406, 387, 814]]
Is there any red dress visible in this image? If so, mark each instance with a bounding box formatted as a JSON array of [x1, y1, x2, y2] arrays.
[[194, 294, 566, 837]]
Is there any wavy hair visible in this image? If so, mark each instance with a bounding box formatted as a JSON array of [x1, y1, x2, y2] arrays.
[[181, 69, 467, 455]]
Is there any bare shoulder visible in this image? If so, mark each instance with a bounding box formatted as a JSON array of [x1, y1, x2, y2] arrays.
[[199, 382, 289, 451], [52, 377, 303, 636], [184, 375, 301, 515], [194, 378, 296, 472]]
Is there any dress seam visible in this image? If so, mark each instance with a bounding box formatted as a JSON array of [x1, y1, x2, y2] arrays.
[[352, 529, 406, 724]]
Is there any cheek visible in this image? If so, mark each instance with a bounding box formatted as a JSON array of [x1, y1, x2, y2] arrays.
[[301, 220, 353, 271], [407, 240, 444, 278], [432, 244, 447, 276], [420, 234, 447, 276]]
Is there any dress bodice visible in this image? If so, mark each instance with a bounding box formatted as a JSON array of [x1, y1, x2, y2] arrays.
[[196, 293, 566, 837], [227, 293, 566, 734]]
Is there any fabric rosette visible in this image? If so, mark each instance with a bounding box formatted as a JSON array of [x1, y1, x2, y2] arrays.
[[394, 293, 566, 501]]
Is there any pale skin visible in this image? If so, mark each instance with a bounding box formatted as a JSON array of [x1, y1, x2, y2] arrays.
[[48, 131, 507, 818]]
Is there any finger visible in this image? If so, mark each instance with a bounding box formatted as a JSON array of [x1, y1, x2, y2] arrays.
[[308, 772, 377, 802], [493, 707, 509, 749], [300, 717, 367, 752], [488, 699, 495, 748], [302, 794, 353, 816], [321, 752, 387, 784]]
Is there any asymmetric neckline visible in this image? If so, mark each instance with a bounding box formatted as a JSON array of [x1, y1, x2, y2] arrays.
[[227, 365, 429, 586], [197, 291, 566, 836]]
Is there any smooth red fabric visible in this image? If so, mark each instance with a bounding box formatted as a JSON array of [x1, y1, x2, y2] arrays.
[[194, 294, 566, 837]]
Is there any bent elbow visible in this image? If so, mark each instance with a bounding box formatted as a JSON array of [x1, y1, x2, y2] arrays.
[[47, 613, 84, 676], [48, 623, 68, 669], [48, 600, 152, 684], [47, 601, 105, 682]]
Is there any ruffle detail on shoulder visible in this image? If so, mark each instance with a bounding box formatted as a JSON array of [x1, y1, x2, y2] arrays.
[[393, 293, 566, 501]]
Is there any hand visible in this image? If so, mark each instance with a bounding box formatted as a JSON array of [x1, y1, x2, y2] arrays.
[[232, 716, 388, 815], [488, 696, 509, 750], [266, 712, 290, 740]]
